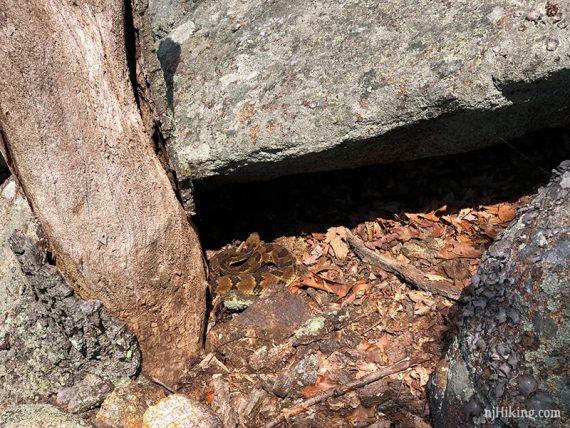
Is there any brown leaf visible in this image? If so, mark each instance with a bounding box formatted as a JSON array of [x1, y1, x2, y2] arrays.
[[301, 272, 353, 298], [498, 203, 516, 223], [388, 226, 421, 242], [436, 241, 483, 259], [303, 243, 325, 265], [301, 374, 336, 398], [343, 280, 372, 305], [364, 233, 399, 249], [346, 406, 377, 424], [325, 226, 350, 259]]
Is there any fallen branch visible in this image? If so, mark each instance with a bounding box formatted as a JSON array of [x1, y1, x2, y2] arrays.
[[345, 229, 461, 301], [265, 357, 415, 428]]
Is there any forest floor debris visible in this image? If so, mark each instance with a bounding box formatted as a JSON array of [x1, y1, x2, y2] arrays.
[[170, 130, 569, 426]]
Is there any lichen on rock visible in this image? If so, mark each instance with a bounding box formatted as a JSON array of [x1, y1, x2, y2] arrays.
[[0, 178, 141, 410]]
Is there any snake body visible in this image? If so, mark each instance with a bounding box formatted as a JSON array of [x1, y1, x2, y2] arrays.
[[209, 233, 298, 305]]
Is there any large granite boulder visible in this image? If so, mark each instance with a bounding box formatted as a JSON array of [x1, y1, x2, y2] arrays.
[[138, 0, 570, 191], [429, 161, 569, 427], [0, 178, 141, 411]]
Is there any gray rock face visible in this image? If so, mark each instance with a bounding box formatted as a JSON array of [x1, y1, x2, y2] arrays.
[[142, 0, 570, 187], [0, 179, 141, 409], [0, 404, 93, 428], [429, 161, 570, 427]]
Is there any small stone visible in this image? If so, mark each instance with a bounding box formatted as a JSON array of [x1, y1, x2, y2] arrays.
[[142, 394, 222, 428], [272, 353, 319, 398], [96, 377, 167, 428], [518, 374, 538, 396], [56, 373, 114, 413], [463, 397, 482, 418], [526, 391, 555, 411], [546, 37, 559, 52], [525, 9, 542, 23]]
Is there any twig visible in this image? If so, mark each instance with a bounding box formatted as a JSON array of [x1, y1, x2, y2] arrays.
[[345, 229, 461, 301], [149, 376, 176, 394], [265, 357, 415, 428]]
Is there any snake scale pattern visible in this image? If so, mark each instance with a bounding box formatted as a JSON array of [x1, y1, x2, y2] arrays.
[[209, 233, 298, 301]]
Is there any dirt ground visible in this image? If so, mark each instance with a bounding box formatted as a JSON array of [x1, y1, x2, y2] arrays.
[[179, 128, 569, 427]]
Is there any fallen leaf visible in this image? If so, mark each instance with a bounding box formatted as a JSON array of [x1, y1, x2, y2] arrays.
[[303, 243, 325, 265], [301, 374, 336, 398], [343, 280, 372, 305], [424, 273, 450, 282], [497, 203, 516, 223], [436, 241, 483, 259], [325, 226, 350, 259], [346, 406, 377, 425], [301, 272, 353, 298], [204, 386, 214, 405]]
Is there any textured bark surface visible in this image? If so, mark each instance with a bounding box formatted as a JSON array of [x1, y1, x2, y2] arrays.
[[0, 0, 207, 386], [0, 185, 141, 409]]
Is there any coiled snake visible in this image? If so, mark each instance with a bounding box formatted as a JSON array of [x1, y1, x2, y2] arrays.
[[209, 233, 299, 309]]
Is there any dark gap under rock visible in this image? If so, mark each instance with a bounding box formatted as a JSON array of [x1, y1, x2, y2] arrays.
[[0, 158, 9, 186], [194, 127, 570, 250]]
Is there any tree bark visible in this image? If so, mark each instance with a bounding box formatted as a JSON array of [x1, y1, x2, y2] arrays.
[[0, 0, 207, 386]]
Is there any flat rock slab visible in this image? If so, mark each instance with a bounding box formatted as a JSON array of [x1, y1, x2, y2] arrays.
[[145, 0, 570, 185], [206, 286, 312, 368]]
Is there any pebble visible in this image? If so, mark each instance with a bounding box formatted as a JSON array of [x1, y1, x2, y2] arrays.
[[546, 37, 559, 51], [143, 394, 223, 428], [518, 375, 538, 396]]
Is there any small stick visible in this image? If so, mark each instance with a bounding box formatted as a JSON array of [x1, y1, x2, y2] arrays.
[[265, 357, 415, 428], [345, 229, 461, 301]]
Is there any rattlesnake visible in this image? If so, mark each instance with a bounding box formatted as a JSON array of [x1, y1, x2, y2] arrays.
[[209, 233, 298, 307]]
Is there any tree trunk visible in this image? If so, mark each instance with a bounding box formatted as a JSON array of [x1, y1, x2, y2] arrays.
[[0, 0, 207, 387]]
